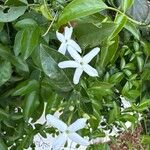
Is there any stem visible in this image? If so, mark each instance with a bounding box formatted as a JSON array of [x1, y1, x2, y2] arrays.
[[107, 7, 146, 26], [67, 112, 73, 125], [42, 12, 57, 37]]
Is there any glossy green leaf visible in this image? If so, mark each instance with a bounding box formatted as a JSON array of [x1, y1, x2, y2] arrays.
[[0, 6, 27, 22], [88, 82, 113, 98], [110, 13, 127, 39], [99, 35, 119, 68], [12, 80, 39, 96], [137, 56, 144, 72], [0, 61, 12, 86], [122, 0, 134, 12], [0, 44, 29, 72], [124, 21, 140, 40], [109, 72, 124, 84], [39, 44, 73, 92], [14, 18, 38, 29], [58, 0, 107, 27], [23, 91, 40, 121], [0, 138, 7, 150], [74, 22, 117, 49], [137, 99, 150, 111], [109, 101, 120, 123], [14, 27, 40, 59], [40, 5, 53, 20]]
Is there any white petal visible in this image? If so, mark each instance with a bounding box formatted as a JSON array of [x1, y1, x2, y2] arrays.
[[96, 136, 110, 143], [83, 47, 100, 63], [68, 133, 89, 146], [46, 114, 67, 132], [125, 121, 132, 128], [68, 118, 87, 132], [58, 61, 80, 68], [121, 98, 131, 108], [73, 68, 83, 84], [68, 46, 82, 62], [52, 133, 67, 150], [56, 31, 65, 43], [83, 64, 98, 77], [58, 43, 67, 55], [64, 26, 73, 40], [68, 40, 82, 53]]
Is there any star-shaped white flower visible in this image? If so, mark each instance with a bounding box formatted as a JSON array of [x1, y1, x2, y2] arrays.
[[56, 26, 81, 55], [58, 47, 100, 84], [46, 114, 89, 150]]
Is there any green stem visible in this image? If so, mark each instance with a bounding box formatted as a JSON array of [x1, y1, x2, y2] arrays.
[[67, 112, 73, 125], [107, 7, 146, 26]]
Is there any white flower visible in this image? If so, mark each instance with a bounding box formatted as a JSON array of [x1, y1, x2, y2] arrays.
[[56, 26, 81, 55], [58, 47, 100, 84], [121, 97, 131, 109], [46, 114, 89, 150]]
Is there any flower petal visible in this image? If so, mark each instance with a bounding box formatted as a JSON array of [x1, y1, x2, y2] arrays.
[[64, 26, 73, 40], [58, 61, 80, 68], [52, 133, 67, 150], [68, 133, 89, 146], [83, 64, 98, 77], [73, 68, 83, 84], [125, 121, 132, 128], [121, 98, 131, 108], [46, 114, 67, 132], [68, 118, 87, 132], [68, 46, 82, 62], [83, 47, 100, 63], [68, 40, 82, 53], [56, 31, 65, 43], [58, 43, 67, 55]]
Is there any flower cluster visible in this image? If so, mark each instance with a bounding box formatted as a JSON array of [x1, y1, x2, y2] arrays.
[[46, 114, 89, 150], [57, 26, 100, 84]]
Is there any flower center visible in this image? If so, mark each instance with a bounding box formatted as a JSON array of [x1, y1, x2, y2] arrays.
[[65, 129, 70, 134], [80, 61, 84, 65]]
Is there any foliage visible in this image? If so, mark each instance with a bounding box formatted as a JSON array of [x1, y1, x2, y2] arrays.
[[0, 0, 150, 149]]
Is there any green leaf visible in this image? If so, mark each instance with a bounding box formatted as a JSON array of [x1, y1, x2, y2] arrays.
[[109, 101, 120, 123], [58, 0, 107, 27], [74, 22, 117, 49], [0, 44, 29, 72], [122, 0, 134, 12], [5, 0, 28, 5], [110, 13, 127, 39], [39, 44, 74, 92], [46, 93, 62, 113], [0, 6, 27, 22], [137, 56, 144, 72], [88, 82, 113, 98], [12, 80, 39, 96], [141, 40, 150, 56], [109, 72, 124, 84], [14, 18, 38, 29], [14, 27, 40, 59], [40, 5, 53, 20], [23, 91, 40, 121], [142, 69, 150, 80], [0, 60, 12, 86], [137, 99, 150, 111], [123, 89, 140, 100], [124, 21, 140, 40], [141, 135, 150, 144], [120, 114, 137, 123], [0, 138, 7, 150], [99, 35, 119, 68]]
